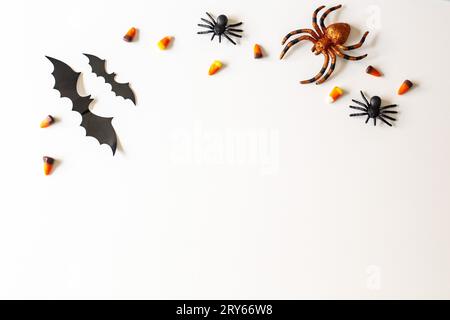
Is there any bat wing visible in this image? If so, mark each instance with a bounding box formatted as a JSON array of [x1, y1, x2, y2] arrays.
[[81, 112, 117, 155], [46, 56, 92, 114], [83, 53, 136, 105], [46, 56, 117, 155]]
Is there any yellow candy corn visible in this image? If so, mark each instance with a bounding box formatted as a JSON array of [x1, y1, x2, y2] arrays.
[[157, 36, 172, 50], [40, 115, 55, 128], [208, 60, 223, 76], [328, 86, 344, 103]]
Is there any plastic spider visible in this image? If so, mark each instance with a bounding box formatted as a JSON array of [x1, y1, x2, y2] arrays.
[[280, 4, 369, 84], [197, 12, 243, 45], [350, 91, 398, 126]]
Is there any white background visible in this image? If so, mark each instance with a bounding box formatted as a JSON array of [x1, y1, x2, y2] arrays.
[[1, 0, 449, 299]]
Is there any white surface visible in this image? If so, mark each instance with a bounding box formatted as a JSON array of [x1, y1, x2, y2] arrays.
[[1, 0, 449, 299]]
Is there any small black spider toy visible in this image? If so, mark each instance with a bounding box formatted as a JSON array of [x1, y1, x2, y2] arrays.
[[197, 12, 243, 45], [349, 91, 398, 126]]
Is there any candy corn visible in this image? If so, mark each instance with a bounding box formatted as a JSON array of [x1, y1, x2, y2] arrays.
[[123, 27, 137, 42], [43, 156, 55, 176], [208, 60, 223, 76], [327, 86, 344, 103], [398, 80, 413, 95], [254, 44, 263, 59], [157, 36, 172, 50], [366, 65, 382, 77], [40, 115, 55, 128]]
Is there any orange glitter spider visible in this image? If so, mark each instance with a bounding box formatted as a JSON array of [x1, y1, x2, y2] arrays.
[[280, 4, 369, 85]]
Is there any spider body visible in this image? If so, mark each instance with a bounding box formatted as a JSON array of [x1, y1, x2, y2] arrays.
[[350, 91, 398, 127], [328, 23, 351, 43], [280, 5, 369, 84], [214, 15, 228, 33], [197, 12, 243, 45]]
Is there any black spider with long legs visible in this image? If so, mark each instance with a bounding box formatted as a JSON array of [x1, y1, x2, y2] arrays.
[[197, 12, 243, 45], [349, 91, 398, 126]]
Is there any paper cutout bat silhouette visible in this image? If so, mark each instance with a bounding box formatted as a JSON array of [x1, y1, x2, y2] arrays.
[[83, 53, 136, 105], [46, 56, 117, 155]]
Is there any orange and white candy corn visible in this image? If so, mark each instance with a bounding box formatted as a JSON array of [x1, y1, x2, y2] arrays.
[[366, 65, 382, 77], [123, 27, 137, 42], [40, 115, 55, 128], [43, 156, 55, 176], [398, 80, 413, 95], [254, 44, 263, 59], [328, 86, 344, 103], [157, 36, 172, 50], [208, 60, 223, 76]]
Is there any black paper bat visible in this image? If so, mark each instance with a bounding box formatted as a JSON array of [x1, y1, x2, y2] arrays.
[[46, 56, 117, 155], [83, 53, 136, 105]]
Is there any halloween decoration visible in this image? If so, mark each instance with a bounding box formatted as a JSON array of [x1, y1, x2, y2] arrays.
[[349, 91, 398, 126], [398, 80, 413, 95], [366, 65, 382, 77], [43, 156, 55, 175], [40, 115, 55, 128], [254, 44, 263, 59], [328, 86, 343, 103], [280, 4, 369, 84], [208, 60, 223, 75], [197, 12, 243, 45], [83, 54, 136, 105], [158, 36, 172, 50], [123, 27, 137, 42], [46, 56, 117, 155]]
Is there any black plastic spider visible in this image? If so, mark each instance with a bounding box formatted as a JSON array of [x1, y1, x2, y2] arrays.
[[349, 91, 398, 126], [197, 12, 243, 45]]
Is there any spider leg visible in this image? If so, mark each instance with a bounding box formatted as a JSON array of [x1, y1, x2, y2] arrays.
[[332, 47, 368, 61], [365, 116, 370, 124], [381, 111, 398, 114], [320, 4, 342, 32], [200, 18, 215, 27], [312, 6, 326, 36], [378, 116, 392, 127], [211, 33, 216, 41], [300, 52, 329, 84], [338, 31, 369, 51], [360, 91, 370, 106], [197, 30, 214, 35], [226, 28, 243, 33], [223, 33, 236, 45], [352, 99, 367, 108], [279, 35, 316, 60], [205, 12, 217, 24], [225, 31, 242, 38], [380, 114, 396, 121], [380, 104, 398, 110], [219, 34, 222, 43], [350, 113, 368, 117], [227, 22, 243, 28], [316, 49, 336, 84], [282, 29, 319, 45], [349, 106, 367, 112], [198, 24, 214, 29]]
